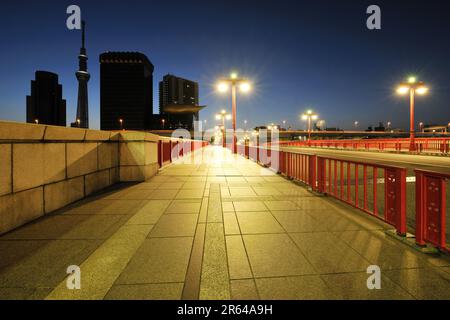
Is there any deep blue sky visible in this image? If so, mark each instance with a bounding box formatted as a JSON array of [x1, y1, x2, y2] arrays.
[[1, 0, 450, 130]]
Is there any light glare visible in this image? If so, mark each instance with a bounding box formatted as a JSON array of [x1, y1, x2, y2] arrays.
[[217, 82, 229, 92], [240, 82, 251, 92], [416, 86, 428, 95]]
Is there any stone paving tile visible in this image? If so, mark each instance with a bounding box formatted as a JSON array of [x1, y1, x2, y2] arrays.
[[230, 279, 259, 300], [223, 212, 241, 235], [0, 239, 101, 289], [336, 230, 427, 270], [272, 211, 328, 233], [290, 232, 370, 274], [165, 200, 201, 214], [64, 199, 144, 215], [105, 283, 184, 300], [264, 200, 299, 211], [236, 212, 284, 234], [321, 272, 414, 300], [158, 182, 185, 190], [147, 189, 179, 200], [256, 276, 339, 300], [233, 201, 268, 212], [243, 234, 315, 278], [252, 187, 282, 196], [1, 214, 126, 240], [126, 200, 171, 225], [221, 202, 235, 212], [117, 189, 155, 200], [115, 237, 193, 284], [46, 224, 153, 300], [384, 268, 450, 300], [229, 187, 257, 197], [226, 235, 253, 279], [176, 189, 204, 199], [0, 287, 52, 300], [149, 214, 198, 238], [182, 182, 206, 189]]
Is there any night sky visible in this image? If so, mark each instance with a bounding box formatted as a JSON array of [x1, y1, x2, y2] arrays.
[[1, 0, 450, 130]]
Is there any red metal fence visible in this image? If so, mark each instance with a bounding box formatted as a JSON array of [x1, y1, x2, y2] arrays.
[[158, 138, 208, 168], [274, 138, 450, 154], [239, 145, 448, 252]]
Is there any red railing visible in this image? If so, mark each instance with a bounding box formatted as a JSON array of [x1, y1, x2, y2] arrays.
[[158, 138, 208, 168], [415, 170, 449, 252], [274, 138, 450, 154], [239, 145, 448, 251]]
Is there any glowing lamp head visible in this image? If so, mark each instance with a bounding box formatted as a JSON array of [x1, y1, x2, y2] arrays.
[[240, 82, 251, 93], [215, 114, 222, 120], [397, 85, 410, 95], [408, 76, 417, 84], [217, 82, 229, 93], [312, 115, 319, 121], [230, 72, 238, 79], [416, 86, 428, 95], [301, 114, 308, 121], [225, 114, 232, 120]]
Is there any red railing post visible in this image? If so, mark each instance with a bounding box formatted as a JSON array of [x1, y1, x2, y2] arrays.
[[309, 155, 317, 190], [317, 157, 325, 193], [385, 168, 407, 236], [415, 171, 426, 246]]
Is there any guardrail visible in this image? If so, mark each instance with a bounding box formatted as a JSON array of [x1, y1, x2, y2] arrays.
[[415, 170, 449, 252], [274, 138, 450, 154], [158, 138, 208, 168], [238, 145, 448, 252]]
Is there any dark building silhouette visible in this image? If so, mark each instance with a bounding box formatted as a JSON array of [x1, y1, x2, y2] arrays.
[[26, 71, 66, 126], [72, 21, 90, 128], [100, 52, 154, 130], [158, 74, 204, 130]]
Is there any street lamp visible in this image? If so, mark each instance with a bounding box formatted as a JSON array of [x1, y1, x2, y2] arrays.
[[34, 119, 39, 124], [119, 118, 123, 130], [217, 72, 251, 153], [161, 118, 165, 129], [354, 121, 359, 130], [387, 121, 391, 130], [77, 118, 81, 128], [215, 109, 231, 148], [396, 76, 429, 151], [301, 109, 318, 145]]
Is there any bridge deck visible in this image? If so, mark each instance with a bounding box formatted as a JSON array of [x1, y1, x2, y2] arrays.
[[0, 146, 448, 300]]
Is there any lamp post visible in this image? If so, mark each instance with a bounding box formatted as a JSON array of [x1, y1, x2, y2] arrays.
[[301, 109, 318, 145], [354, 121, 359, 130], [161, 118, 165, 129], [217, 72, 251, 154], [216, 109, 231, 148], [419, 122, 424, 133], [119, 118, 123, 130], [396, 76, 429, 151], [77, 118, 81, 128]]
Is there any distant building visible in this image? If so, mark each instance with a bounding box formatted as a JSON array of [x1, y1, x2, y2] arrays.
[[158, 74, 205, 130], [99, 52, 154, 130], [26, 71, 66, 126]]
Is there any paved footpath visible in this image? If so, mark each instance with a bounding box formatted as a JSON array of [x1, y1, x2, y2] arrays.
[[0, 146, 449, 300]]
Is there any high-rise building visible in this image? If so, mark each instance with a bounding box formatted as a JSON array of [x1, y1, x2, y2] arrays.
[[72, 21, 90, 128], [158, 74, 204, 130], [99, 52, 154, 130], [26, 71, 66, 126]]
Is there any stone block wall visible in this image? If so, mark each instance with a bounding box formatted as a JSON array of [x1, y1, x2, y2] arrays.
[[0, 121, 166, 235]]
